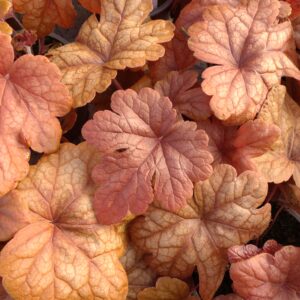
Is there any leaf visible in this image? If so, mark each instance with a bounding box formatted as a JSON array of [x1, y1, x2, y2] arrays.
[[148, 0, 200, 81], [82, 88, 213, 224], [188, 0, 300, 124], [78, 0, 101, 13], [0, 143, 128, 300], [0, 33, 72, 197], [137, 277, 193, 300], [13, 0, 77, 37], [149, 0, 240, 81], [129, 164, 271, 300], [252, 85, 300, 186], [120, 245, 156, 300], [0, 0, 12, 35], [197, 118, 280, 174], [286, 0, 300, 19], [82, 88, 212, 224], [229, 241, 300, 299], [154, 71, 212, 121], [49, 0, 175, 107]]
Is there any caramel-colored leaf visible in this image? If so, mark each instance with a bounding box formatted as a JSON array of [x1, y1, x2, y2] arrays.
[[188, 0, 300, 124], [252, 85, 300, 186], [229, 242, 300, 299], [154, 71, 212, 121], [0, 143, 128, 300], [13, 0, 76, 37], [50, 0, 175, 107], [82, 88, 213, 224], [78, 0, 101, 13], [130, 164, 271, 300], [0, 33, 72, 197], [0, 0, 12, 35], [137, 277, 191, 300], [197, 118, 280, 174], [121, 245, 156, 300]]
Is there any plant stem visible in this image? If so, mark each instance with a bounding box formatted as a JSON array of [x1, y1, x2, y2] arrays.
[[11, 12, 24, 29], [113, 79, 124, 90], [264, 184, 278, 204]]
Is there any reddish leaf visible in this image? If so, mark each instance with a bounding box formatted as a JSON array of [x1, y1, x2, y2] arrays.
[[154, 71, 211, 121], [82, 88, 213, 224], [188, 0, 300, 124], [229, 241, 300, 299], [286, 0, 300, 19], [197, 118, 280, 174], [78, 0, 101, 13], [12, 30, 37, 52], [0, 33, 72, 196], [130, 164, 271, 300], [0, 143, 128, 300], [13, 0, 77, 37]]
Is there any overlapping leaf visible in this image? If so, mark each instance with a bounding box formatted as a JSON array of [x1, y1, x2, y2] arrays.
[[121, 244, 156, 300], [154, 71, 211, 121], [78, 0, 101, 13], [0, 33, 72, 197], [0, 0, 12, 35], [138, 277, 195, 300], [149, 0, 240, 81], [198, 118, 280, 173], [82, 88, 213, 224], [0, 143, 128, 300], [50, 0, 175, 107], [130, 164, 271, 300], [188, 0, 300, 124], [229, 241, 300, 299], [252, 85, 300, 186], [13, 0, 77, 37]]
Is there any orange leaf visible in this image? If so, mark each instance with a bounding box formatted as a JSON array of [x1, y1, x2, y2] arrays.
[[13, 0, 76, 37], [0, 33, 72, 196], [82, 88, 213, 224], [49, 0, 175, 107], [0, 143, 128, 300], [0, 0, 12, 35], [120, 244, 156, 300], [130, 164, 271, 300], [154, 71, 212, 121], [252, 85, 300, 186], [188, 0, 300, 124], [149, 0, 240, 81], [78, 0, 101, 13], [137, 277, 193, 300]]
